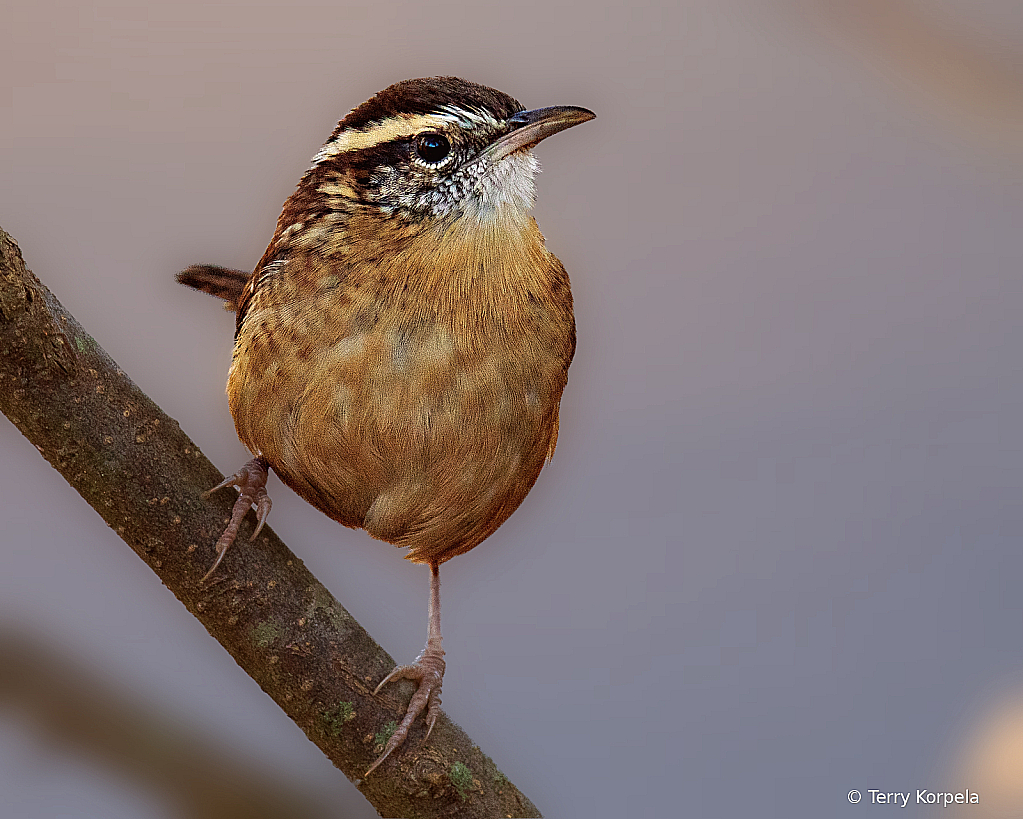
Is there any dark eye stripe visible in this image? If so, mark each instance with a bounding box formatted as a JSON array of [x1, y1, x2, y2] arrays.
[[341, 139, 412, 173]]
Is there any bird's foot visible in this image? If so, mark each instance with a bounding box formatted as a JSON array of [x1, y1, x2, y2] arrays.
[[201, 456, 271, 582], [366, 640, 445, 776]]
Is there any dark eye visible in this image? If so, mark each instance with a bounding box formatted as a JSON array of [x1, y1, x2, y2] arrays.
[[414, 132, 451, 164]]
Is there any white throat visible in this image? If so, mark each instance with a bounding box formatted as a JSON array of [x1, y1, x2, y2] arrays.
[[467, 151, 540, 222]]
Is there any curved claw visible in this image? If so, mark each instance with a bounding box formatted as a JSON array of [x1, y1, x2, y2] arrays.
[[201, 542, 230, 584], [201, 457, 270, 582], [251, 491, 272, 540], [203, 471, 243, 498], [372, 665, 407, 696], [364, 742, 397, 777], [365, 648, 445, 777]]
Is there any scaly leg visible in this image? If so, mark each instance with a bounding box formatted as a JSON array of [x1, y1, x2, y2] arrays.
[[202, 456, 271, 582], [366, 562, 445, 776]]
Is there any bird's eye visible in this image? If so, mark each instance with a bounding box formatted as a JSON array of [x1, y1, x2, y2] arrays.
[[414, 132, 451, 164]]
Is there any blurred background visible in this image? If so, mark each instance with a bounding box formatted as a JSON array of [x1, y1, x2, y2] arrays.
[[2, 0, 1022, 816]]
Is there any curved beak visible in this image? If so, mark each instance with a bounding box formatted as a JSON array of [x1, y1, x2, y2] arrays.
[[483, 105, 596, 162]]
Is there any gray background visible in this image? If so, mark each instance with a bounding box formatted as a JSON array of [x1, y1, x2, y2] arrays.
[[3, 1, 1023, 817]]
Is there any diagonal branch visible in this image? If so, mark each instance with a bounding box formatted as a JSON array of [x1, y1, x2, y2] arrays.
[[0, 225, 540, 819]]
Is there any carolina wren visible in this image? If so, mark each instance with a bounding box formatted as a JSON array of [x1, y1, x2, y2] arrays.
[[178, 76, 594, 774]]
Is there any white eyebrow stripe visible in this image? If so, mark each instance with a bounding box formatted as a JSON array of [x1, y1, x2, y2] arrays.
[[312, 112, 464, 163], [435, 104, 503, 130]]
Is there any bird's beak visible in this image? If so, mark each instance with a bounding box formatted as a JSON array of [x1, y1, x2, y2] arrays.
[[482, 106, 596, 162]]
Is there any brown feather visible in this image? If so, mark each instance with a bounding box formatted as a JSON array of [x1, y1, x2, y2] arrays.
[[177, 265, 250, 311], [230, 203, 574, 565]]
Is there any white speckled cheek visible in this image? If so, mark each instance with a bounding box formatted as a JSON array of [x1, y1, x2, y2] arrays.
[[430, 169, 479, 217]]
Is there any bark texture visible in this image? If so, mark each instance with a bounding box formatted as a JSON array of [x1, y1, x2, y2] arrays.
[[0, 226, 540, 819]]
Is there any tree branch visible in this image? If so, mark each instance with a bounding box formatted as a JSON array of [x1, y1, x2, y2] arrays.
[[0, 226, 540, 819]]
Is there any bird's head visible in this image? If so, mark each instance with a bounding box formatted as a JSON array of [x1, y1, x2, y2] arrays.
[[304, 77, 594, 225]]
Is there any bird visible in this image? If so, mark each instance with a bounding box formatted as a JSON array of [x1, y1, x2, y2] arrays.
[[177, 76, 594, 775]]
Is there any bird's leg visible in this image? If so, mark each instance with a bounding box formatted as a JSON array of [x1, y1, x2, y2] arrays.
[[201, 456, 272, 582], [366, 562, 445, 776]]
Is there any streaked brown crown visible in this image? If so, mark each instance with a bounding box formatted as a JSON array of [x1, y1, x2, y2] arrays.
[[334, 77, 524, 135]]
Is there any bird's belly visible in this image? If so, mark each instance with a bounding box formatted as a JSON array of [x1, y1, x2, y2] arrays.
[[229, 322, 564, 563]]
